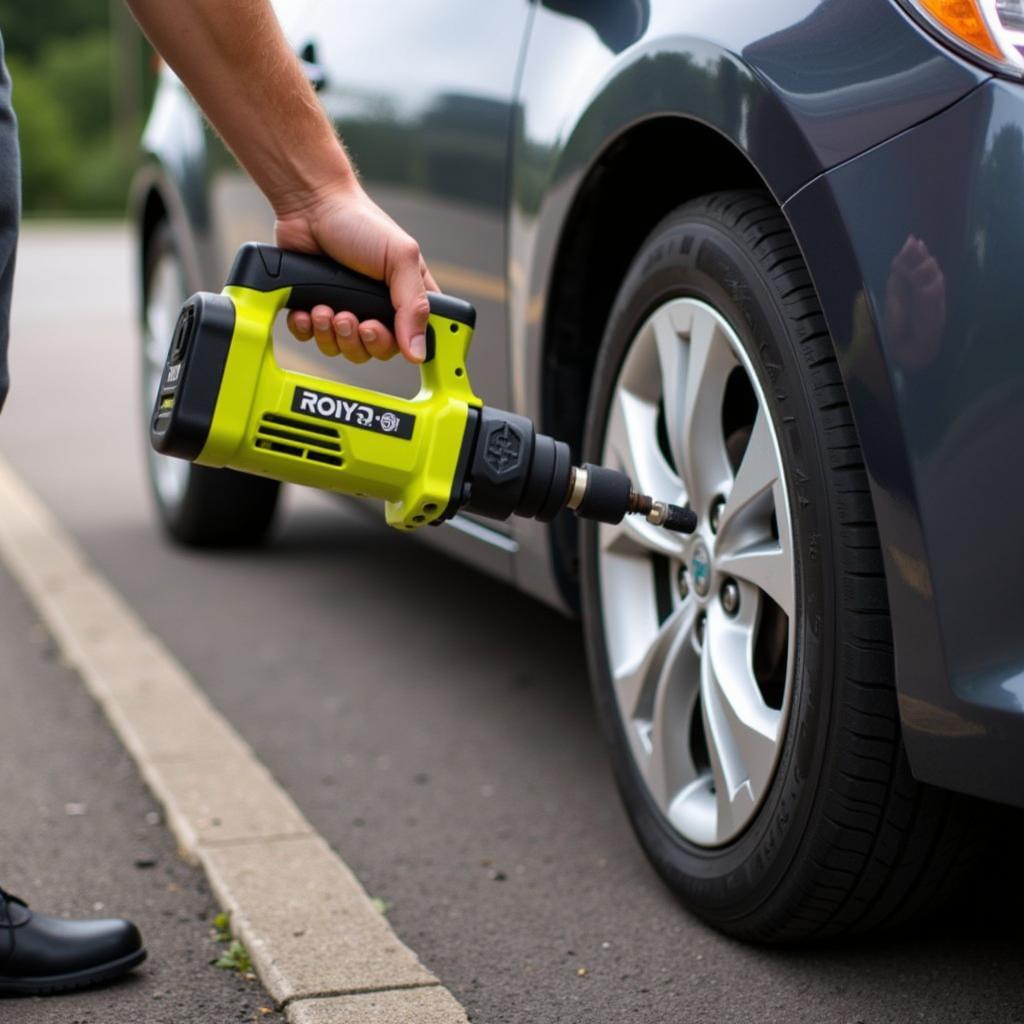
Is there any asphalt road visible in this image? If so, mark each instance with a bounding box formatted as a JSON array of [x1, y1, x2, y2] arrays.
[[2, 223, 1023, 1024]]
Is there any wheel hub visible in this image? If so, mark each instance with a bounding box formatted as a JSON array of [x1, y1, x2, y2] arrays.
[[597, 296, 796, 848], [689, 538, 712, 598]]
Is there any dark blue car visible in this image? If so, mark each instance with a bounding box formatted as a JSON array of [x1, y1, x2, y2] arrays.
[[132, 0, 1024, 940]]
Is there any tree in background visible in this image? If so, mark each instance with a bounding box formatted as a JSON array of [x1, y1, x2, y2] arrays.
[[1, 0, 151, 214]]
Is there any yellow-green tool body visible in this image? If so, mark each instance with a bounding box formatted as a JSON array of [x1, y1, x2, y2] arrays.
[[152, 244, 481, 530], [151, 243, 698, 539]]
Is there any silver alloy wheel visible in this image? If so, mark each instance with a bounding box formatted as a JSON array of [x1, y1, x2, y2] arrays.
[[143, 247, 190, 509], [598, 298, 796, 847]]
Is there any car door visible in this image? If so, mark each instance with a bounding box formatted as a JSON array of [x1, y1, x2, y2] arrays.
[[296, 1, 534, 419]]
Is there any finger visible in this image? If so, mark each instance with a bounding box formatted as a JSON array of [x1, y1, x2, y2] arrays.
[[312, 304, 339, 357], [910, 255, 942, 289], [333, 312, 370, 363], [288, 310, 314, 341], [920, 270, 946, 303], [895, 235, 918, 267], [389, 240, 431, 363], [907, 241, 930, 271], [357, 319, 400, 361], [420, 257, 440, 294]]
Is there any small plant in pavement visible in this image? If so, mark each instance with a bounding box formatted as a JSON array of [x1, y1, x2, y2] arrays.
[[215, 939, 253, 974], [210, 910, 254, 975], [212, 911, 232, 943]]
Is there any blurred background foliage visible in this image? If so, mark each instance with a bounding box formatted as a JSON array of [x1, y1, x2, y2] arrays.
[[2, 0, 152, 215]]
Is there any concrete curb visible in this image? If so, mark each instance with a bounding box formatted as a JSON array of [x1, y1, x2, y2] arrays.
[[0, 456, 469, 1024]]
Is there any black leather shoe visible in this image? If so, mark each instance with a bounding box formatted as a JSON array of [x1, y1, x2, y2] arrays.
[[0, 887, 145, 995]]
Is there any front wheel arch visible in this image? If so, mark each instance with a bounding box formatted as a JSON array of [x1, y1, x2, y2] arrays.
[[536, 117, 765, 606], [578, 190, 979, 941]]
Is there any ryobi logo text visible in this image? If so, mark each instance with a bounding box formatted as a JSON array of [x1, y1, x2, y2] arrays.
[[291, 386, 415, 440]]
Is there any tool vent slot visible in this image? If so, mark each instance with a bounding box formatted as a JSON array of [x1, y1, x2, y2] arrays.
[[255, 438, 303, 458], [306, 451, 343, 466], [254, 413, 344, 466], [258, 425, 341, 451], [263, 412, 337, 438]]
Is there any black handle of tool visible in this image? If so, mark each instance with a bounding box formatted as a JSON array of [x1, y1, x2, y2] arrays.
[[225, 242, 476, 330]]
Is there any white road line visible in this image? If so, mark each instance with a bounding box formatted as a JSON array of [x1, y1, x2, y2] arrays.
[[0, 455, 469, 1024]]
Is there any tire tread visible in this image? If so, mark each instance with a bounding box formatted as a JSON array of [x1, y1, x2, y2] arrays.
[[699, 191, 971, 941]]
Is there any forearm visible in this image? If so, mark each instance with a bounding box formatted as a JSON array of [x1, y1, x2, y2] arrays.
[[126, 0, 353, 213], [129, 0, 433, 362]]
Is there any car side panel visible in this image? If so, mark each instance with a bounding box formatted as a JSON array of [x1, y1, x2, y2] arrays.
[[135, 3, 535, 582], [133, 78, 220, 295], [297, 1, 532, 417], [783, 79, 1024, 807], [292, 1, 535, 572], [137, 2, 1024, 804], [508, 0, 986, 608]]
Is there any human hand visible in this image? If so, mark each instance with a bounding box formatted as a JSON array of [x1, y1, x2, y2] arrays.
[[274, 181, 438, 364], [125, 0, 437, 363], [883, 234, 946, 373]]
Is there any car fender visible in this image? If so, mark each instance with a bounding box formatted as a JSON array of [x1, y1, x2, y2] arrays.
[[508, 33, 810, 606], [508, 2, 986, 610], [783, 80, 1024, 807]]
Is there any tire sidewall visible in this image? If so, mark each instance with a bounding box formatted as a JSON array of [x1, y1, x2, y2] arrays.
[[579, 200, 837, 929], [142, 220, 193, 527]]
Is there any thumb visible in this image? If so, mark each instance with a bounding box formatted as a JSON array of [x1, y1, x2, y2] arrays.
[[388, 239, 431, 363]]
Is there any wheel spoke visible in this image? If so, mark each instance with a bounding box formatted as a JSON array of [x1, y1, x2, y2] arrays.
[[603, 387, 686, 558], [713, 406, 794, 614], [700, 604, 782, 841], [644, 610, 701, 808], [651, 304, 687, 468], [699, 652, 747, 842], [607, 387, 684, 505], [598, 296, 797, 849], [716, 541, 794, 618], [612, 600, 693, 724], [661, 304, 736, 515], [601, 514, 686, 559], [716, 408, 777, 541]]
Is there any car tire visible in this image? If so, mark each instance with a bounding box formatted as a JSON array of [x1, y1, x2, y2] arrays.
[[579, 190, 978, 941], [142, 220, 280, 547]]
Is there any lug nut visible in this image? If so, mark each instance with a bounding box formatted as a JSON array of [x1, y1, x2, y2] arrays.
[[709, 496, 726, 534], [677, 564, 689, 600], [721, 579, 740, 616]]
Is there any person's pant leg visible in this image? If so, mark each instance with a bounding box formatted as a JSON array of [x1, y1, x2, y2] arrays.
[[0, 30, 21, 414]]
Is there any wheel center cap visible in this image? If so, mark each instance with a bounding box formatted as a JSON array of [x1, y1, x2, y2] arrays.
[[691, 540, 712, 597]]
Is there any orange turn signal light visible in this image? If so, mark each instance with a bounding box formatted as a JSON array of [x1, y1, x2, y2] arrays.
[[917, 0, 1005, 60]]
